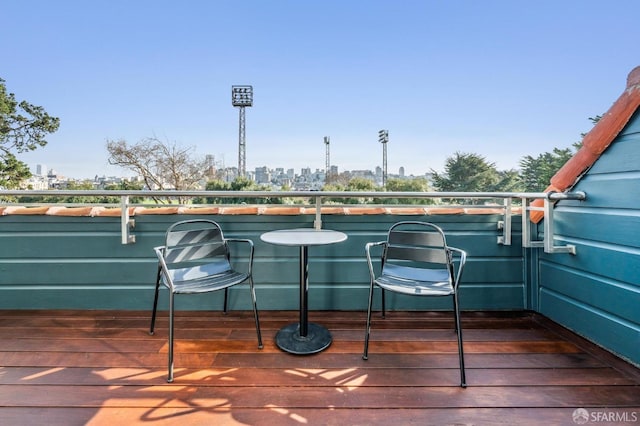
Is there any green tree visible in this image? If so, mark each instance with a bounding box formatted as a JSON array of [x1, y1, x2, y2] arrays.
[[323, 177, 378, 204], [432, 152, 500, 192], [0, 78, 60, 185], [378, 177, 434, 204], [0, 153, 32, 189], [104, 180, 145, 204], [195, 177, 282, 205], [518, 115, 599, 192], [324, 171, 352, 187], [431, 152, 524, 204], [519, 148, 574, 192], [494, 169, 523, 193]]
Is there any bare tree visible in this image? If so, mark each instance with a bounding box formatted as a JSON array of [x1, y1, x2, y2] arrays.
[[106, 137, 208, 204]]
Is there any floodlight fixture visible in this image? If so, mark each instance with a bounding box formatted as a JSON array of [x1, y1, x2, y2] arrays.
[[232, 85, 253, 107]]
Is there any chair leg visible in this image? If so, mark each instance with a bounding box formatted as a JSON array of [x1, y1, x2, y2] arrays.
[[453, 292, 466, 388], [167, 291, 175, 383], [363, 281, 376, 360], [381, 288, 386, 319], [248, 277, 263, 348], [223, 288, 229, 314], [150, 265, 162, 335]]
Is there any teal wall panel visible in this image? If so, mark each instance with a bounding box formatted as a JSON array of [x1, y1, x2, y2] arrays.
[[539, 262, 639, 324], [619, 109, 640, 135], [0, 212, 524, 311], [557, 173, 640, 210], [534, 109, 640, 366], [539, 288, 640, 367]]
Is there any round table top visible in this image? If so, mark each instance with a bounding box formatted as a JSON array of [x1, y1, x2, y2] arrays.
[[260, 228, 348, 246]]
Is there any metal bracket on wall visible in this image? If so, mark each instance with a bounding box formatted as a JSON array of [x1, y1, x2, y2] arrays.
[[497, 192, 585, 254], [121, 196, 136, 244], [520, 192, 586, 254]]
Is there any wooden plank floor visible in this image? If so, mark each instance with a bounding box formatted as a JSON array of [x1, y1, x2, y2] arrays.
[[0, 309, 638, 426]]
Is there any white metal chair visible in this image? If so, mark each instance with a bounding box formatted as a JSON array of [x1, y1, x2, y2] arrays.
[[150, 219, 263, 382], [363, 221, 467, 387]]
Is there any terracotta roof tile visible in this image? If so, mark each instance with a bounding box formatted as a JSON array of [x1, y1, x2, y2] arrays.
[[385, 207, 429, 215], [134, 207, 180, 215], [426, 207, 465, 215], [178, 207, 220, 215], [344, 207, 387, 215], [3, 206, 51, 215], [258, 206, 303, 215], [92, 207, 136, 217], [45, 206, 96, 216], [218, 206, 260, 215]]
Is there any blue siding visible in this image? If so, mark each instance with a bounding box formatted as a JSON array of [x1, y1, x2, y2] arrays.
[[536, 109, 640, 366], [0, 213, 524, 311]]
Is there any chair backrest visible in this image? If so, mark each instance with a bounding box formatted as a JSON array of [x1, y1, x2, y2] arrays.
[[382, 221, 452, 275], [162, 219, 232, 278]]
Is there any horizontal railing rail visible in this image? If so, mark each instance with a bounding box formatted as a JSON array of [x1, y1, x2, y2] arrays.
[[0, 189, 586, 253]]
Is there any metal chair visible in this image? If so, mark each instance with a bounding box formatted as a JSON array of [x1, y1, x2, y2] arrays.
[[150, 219, 263, 382], [363, 221, 467, 387]]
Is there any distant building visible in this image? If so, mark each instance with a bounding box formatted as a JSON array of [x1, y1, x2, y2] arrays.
[[254, 166, 270, 184], [35, 164, 47, 177]]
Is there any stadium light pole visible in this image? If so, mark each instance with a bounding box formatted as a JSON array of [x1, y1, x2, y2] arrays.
[[378, 129, 389, 186], [231, 85, 253, 177], [324, 136, 330, 182]]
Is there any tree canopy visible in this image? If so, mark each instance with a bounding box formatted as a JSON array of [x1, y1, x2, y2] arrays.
[[195, 177, 281, 204], [0, 78, 60, 188], [519, 147, 575, 192], [0, 153, 32, 189], [106, 137, 209, 203], [431, 152, 524, 194]]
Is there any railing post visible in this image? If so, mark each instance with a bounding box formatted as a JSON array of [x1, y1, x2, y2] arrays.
[[313, 196, 322, 230], [121, 195, 135, 244], [543, 197, 576, 255], [521, 197, 542, 249], [497, 197, 512, 245]]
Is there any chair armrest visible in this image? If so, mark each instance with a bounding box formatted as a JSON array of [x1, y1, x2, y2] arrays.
[[448, 246, 467, 288], [224, 238, 255, 275], [365, 241, 387, 280], [153, 245, 175, 290]]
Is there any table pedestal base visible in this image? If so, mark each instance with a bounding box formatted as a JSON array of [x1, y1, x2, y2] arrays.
[[275, 322, 332, 354]]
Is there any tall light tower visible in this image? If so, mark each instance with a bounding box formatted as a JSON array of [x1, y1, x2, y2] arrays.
[[324, 136, 330, 181], [378, 129, 389, 186], [231, 85, 253, 177]]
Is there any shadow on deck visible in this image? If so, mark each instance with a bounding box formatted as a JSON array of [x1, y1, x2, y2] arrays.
[[0, 309, 638, 425]]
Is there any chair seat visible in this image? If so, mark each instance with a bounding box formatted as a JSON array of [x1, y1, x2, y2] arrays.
[[167, 269, 250, 294], [376, 264, 454, 296]]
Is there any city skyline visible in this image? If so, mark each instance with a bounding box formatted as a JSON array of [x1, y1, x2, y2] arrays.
[[29, 160, 412, 182], [3, 1, 640, 179]]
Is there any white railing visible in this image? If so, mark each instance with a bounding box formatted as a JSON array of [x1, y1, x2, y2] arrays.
[[0, 189, 586, 253]]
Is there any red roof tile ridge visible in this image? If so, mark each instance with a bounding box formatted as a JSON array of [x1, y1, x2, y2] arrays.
[[627, 65, 640, 88], [530, 66, 640, 223]]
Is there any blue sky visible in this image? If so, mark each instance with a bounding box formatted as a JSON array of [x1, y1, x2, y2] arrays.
[[2, 0, 639, 179]]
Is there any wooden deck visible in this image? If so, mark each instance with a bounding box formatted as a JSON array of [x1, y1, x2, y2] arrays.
[[0, 309, 638, 425]]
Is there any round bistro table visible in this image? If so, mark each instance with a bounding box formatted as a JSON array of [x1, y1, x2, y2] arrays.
[[260, 228, 348, 354]]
